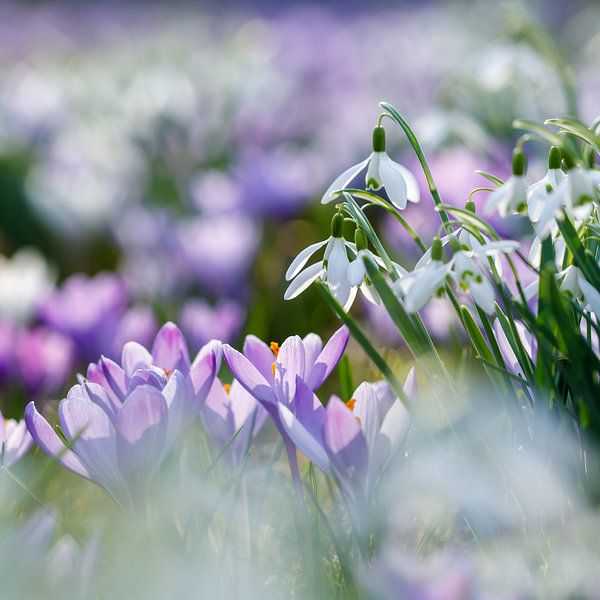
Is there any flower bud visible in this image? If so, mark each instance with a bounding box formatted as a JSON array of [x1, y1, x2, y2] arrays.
[[512, 148, 526, 176], [449, 236, 462, 253], [431, 236, 443, 262], [354, 227, 368, 251], [372, 126, 386, 153], [548, 146, 562, 170], [331, 213, 344, 238], [465, 200, 476, 213]]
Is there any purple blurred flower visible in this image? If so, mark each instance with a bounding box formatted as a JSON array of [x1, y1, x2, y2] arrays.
[[177, 215, 260, 294], [0, 410, 33, 468], [202, 379, 268, 467], [180, 299, 244, 352], [15, 326, 75, 397], [38, 272, 157, 362], [222, 327, 349, 491], [0, 321, 16, 383], [493, 319, 536, 379], [26, 322, 219, 503], [279, 372, 416, 505]]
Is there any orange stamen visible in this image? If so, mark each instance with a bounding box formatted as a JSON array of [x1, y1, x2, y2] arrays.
[[223, 383, 231, 394], [272, 362, 277, 377], [345, 398, 356, 411], [270, 341, 280, 359], [163, 368, 172, 378]]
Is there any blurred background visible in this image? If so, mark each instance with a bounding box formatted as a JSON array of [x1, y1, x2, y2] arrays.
[[0, 0, 599, 415]]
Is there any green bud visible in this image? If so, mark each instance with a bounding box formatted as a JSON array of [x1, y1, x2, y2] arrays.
[[562, 152, 575, 170], [354, 227, 368, 251], [512, 148, 526, 176], [449, 236, 462, 253], [331, 213, 344, 238], [372, 127, 386, 153], [465, 200, 476, 213], [548, 146, 562, 170], [431, 236, 443, 261], [586, 150, 596, 170]]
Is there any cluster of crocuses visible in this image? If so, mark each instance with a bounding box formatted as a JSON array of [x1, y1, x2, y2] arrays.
[[18, 321, 415, 510]]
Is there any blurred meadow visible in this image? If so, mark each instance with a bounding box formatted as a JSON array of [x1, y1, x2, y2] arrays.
[[1, 0, 600, 597]]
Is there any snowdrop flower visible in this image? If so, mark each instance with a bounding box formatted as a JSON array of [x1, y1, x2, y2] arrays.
[[527, 146, 565, 223], [536, 166, 600, 239], [484, 148, 527, 218], [0, 248, 55, 324], [284, 213, 356, 311], [321, 127, 419, 210], [396, 238, 451, 313], [559, 266, 600, 319]]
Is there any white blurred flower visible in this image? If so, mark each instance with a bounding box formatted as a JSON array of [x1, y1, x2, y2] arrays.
[[0, 248, 55, 323]]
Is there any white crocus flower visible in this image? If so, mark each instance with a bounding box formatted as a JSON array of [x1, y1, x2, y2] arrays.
[[321, 126, 419, 210], [0, 248, 55, 324], [484, 148, 528, 218], [284, 214, 356, 311]]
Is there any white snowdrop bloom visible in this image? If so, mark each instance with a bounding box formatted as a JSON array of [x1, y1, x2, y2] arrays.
[[559, 265, 582, 298], [484, 148, 528, 218], [535, 167, 599, 239], [284, 214, 356, 311], [321, 127, 419, 210], [452, 251, 496, 314], [578, 275, 600, 319], [0, 248, 55, 324], [527, 147, 565, 223]]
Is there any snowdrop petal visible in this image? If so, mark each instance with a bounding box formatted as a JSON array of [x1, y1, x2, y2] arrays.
[[285, 239, 328, 280], [322, 157, 370, 204], [378, 153, 408, 210], [284, 263, 324, 300]]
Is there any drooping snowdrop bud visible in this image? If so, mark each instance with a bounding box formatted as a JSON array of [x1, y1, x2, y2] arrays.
[[322, 126, 419, 210], [346, 227, 381, 306], [484, 148, 528, 217]]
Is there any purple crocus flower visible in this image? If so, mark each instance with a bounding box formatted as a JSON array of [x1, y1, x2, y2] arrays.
[[25, 322, 220, 504], [0, 410, 33, 468], [222, 327, 349, 496], [201, 378, 268, 467], [278, 371, 417, 505]]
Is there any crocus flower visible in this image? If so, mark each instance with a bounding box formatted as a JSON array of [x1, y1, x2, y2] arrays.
[[322, 126, 419, 210], [201, 378, 268, 466], [0, 410, 33, 468], [493, 319, 535, 379], [26, 322, 219, 504], [222, 327, 349, 493], [278, 371, 416, 505]]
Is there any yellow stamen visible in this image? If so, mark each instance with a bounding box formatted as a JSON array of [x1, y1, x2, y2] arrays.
[[270, 341, 280, 358], [223, 383, 231, 394], [272, 362, 277, 377], [345, 398, 356, 411]]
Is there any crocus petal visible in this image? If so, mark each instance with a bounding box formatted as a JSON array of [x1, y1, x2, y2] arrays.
[[188, 351, 217, 412], [403, 367, 418, 403], [294, 377, 327, 442], [323, 396, 369, 494], [2, 420, 33, 468], [192, 339, 223, 375], [99, 356, 127, 402], [151, 322, 191, 375], [116, 385, 168, 483], [59, 394, 122, 496], [352, 382, 381, 456], [202, 379, 235, 450], [274, 336, 306, 404], [372, 392, 410, 479], [322, 157, 370, 204], [243, 335, 276, 382], [25, 402, 91, 480], [161, 370, 187, 453], [80, 382, 119, 424], [379, 153, 409, 210], [285, 239, 328, 280], [302, 333, 323, 370], [284, 262, 324, 300], [306, 325, 349, 390], [278, 403, 332, 476], [222, 345, 276, 406], [121, 342, 153, 378]]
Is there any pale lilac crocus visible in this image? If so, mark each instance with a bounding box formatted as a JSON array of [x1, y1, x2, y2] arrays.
[[222, 327, 349, 497], [202, 379, 268, 466], [26, 322, 220, 504], [278, 370, 417, 506], [0, 410, 33, 468]]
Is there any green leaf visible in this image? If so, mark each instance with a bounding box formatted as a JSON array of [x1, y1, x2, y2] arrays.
[[338, 355, 354, 402], [545, 118, 600, 154]]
